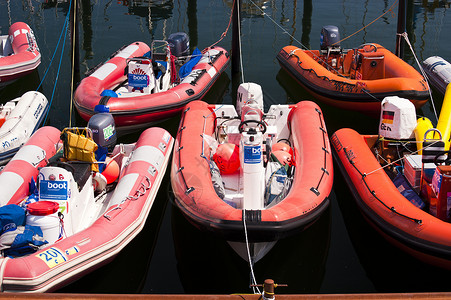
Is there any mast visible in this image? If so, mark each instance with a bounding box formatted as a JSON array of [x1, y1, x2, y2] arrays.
[[187, 0, 198, 52], [69, 0, 80, 126], [231, 0, 241, 75]]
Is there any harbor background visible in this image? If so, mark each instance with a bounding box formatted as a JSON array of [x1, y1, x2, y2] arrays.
[[0, 0, 450, 295]]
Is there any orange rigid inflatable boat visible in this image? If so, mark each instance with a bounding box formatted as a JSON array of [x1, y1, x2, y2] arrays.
[[277, 26, 429, 114], [332, 128, 451, 270], [171, 83, 333, 261]]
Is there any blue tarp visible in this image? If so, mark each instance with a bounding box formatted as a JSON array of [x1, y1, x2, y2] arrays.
[[3, 225, 47, 257], [179, 47, 201, 80]]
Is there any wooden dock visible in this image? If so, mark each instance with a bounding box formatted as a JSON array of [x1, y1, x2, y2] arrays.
[[0, 293, 450, 299]]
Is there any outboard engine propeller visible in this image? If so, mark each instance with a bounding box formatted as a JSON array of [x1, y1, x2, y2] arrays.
[[320, 25, 341, 55], [237, 83, 266, 210]]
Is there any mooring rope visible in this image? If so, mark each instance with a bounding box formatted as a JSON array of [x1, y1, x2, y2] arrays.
[[248, 0, 433, 115], [400, 31, 438, 122], [242, 210, 261, 295]]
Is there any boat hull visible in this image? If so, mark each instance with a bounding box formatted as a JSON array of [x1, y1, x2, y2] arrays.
[[0, 22, 41, 84], [0, 91, 49, 165], [331, 128, 451, 270], [277, 44, 429, 114], [171, 100, 333, 243]]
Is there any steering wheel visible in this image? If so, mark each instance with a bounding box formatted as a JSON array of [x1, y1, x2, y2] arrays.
[[238, 120, 267, 134], [47, 161, 76, 174], [358, 43, 378, 53], [433, 150, 451, 166]]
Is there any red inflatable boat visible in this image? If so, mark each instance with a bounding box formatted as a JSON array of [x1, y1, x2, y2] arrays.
[[0, 119, 173, 292], [74, 36, 229, 130], [0, 22, 41, 84], [171, 83, 333, 261]]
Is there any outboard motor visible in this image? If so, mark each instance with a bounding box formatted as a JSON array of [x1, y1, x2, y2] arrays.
[[88, 113, 117, 153], [237, 83, 266, 209], [168, 32, 190, 59], [236, 82, 264, 120], [320, 25, 341, 54]]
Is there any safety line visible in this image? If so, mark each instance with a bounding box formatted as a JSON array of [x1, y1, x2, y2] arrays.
[[343, 147, 422, 224]]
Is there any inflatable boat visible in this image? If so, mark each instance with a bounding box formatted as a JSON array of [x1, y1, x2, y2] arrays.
[[423, 56, 451, 95], [0, 22, 41, 85], [332, 96, 451, 270], [74, 33, 229, 130], [277, 26, 429, 114], [171, 83, 333, 262], [0, 114, 173, 292], [0, 91, 49, 165]]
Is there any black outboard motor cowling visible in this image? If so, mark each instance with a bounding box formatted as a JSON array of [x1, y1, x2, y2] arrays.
[[167, 32, 190, 58], [320, 25, 341, 54]]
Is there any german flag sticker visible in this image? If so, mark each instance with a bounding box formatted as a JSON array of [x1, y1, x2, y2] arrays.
[[382, 111, 394, 124]]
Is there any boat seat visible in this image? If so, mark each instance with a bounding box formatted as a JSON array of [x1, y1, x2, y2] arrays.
[[359, 51, 385, 80], [342, 50, 354, 75], [65, 161, 92, 191], [422, 140, 445, 183]]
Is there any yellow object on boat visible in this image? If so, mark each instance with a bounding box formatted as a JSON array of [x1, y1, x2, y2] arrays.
[[436, 83, 451, 150], [414, 117, 434, 154]]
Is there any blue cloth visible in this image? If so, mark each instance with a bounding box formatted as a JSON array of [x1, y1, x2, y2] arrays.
[[95, 146, 108, 173], [4, 225, 47, 257], [155, 61, 167, 79], [179, 47, 201, 80], [0, 205, 26, 235], [393, 173, 425, 209]]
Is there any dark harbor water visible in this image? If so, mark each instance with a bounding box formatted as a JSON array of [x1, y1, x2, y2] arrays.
[[1, 0, 451, 295]]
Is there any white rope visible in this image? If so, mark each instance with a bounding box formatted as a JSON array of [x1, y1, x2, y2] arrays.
[[0, 257, 9, 292], [399, 32, 438, 122], [242, 210, 261, 295], [237, 0, 245, 84]]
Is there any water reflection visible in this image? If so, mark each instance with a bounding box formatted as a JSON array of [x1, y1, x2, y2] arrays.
[[333, 163, 451, 293], [171, 191, 331, 294], [223, 0, 270, 18], [0, 69, 41, 102], [116, 0, 173, 22]]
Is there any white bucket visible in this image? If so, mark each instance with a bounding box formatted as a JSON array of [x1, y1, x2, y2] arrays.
[[26, 201, 61, 244]]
